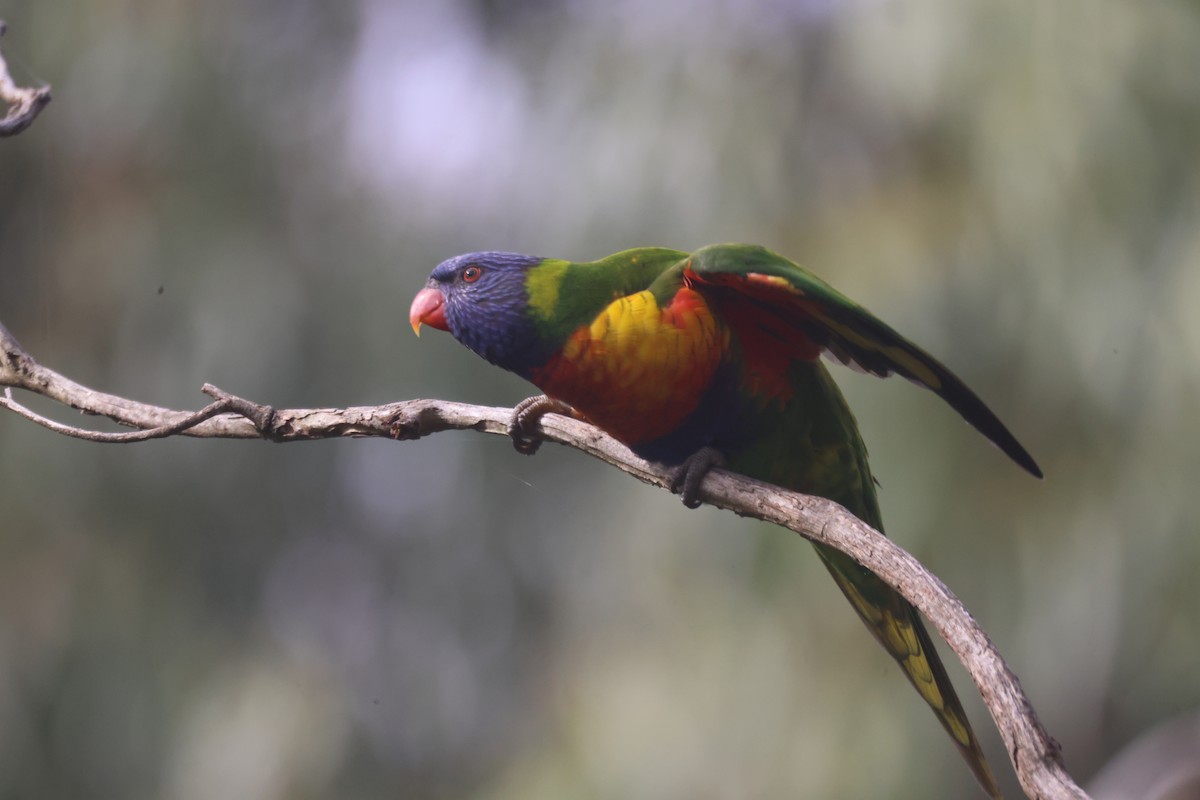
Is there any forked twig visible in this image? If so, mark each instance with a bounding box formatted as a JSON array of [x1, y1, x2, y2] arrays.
[[0, 21, 52, 137]]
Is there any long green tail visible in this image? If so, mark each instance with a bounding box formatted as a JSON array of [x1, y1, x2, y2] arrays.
[[814, 545, 1001, 798]]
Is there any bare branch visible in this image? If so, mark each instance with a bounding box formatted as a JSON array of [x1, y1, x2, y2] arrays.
[[0, 321, 1087, 800], [0, 389, 240, 442], [0, 22, 52, 137]]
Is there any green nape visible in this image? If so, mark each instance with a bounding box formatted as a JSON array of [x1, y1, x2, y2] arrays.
[[522, 247, 688, 344]]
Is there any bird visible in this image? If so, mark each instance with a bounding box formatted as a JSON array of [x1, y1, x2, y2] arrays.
[[409, 243, 1041, 797]]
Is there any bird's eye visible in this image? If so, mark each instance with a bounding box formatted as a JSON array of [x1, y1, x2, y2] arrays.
[[462, 265, 482, 283]]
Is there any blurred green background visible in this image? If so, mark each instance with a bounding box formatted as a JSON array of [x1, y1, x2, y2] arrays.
[[2, 1, 1199, 798]]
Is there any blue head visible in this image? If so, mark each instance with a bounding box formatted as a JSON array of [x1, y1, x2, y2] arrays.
[[410, 251, 552, 374]]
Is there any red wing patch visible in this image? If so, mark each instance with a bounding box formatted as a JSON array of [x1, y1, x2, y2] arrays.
[[685, 268, 822, 402]]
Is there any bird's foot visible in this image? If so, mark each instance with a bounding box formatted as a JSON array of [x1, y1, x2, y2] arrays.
[[667, 446, 726, 509], [508, 395, 576, 455]]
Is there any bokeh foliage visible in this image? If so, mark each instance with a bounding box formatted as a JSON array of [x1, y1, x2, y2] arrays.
[[2, 1, 1199, 797]]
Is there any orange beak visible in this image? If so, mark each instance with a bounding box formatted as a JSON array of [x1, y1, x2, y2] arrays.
[[409, 287, 449, 335]]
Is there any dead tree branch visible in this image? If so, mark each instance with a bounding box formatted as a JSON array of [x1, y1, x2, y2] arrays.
[[0, 21, 52, 137], [0, 319, 1085, 799]]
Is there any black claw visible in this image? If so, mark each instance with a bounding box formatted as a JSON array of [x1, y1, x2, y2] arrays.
[[668, 446, 726, 508], [508, 395, 574, 455]]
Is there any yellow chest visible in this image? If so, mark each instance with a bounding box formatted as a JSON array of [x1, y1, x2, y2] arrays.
[[529, 288, 729, 446]]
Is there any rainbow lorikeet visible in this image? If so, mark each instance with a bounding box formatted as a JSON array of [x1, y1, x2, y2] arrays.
[[409, 243, 1040, 797]]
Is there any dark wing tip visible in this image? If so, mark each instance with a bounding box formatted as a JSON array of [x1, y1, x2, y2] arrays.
[[1018, 447, 1043, 480], [1000, 432, 1044, 480], [942, 378, 1043, 479]]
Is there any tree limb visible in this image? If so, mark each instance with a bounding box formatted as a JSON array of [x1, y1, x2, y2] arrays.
[[0, 22, 52, 137], [0, 320, 1087, 800]]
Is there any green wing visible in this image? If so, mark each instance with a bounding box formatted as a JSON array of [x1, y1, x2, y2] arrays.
[[683, 243, 1042, 478]]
